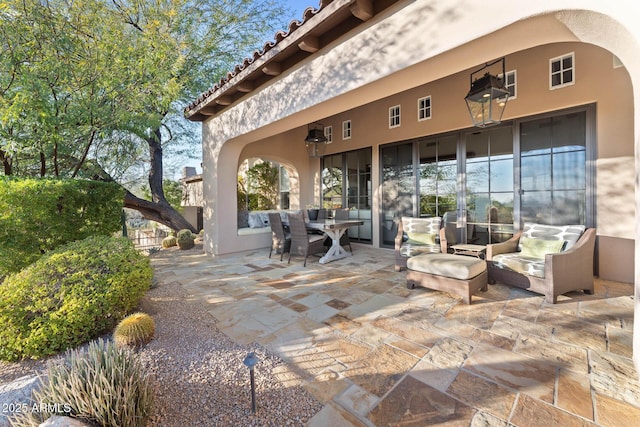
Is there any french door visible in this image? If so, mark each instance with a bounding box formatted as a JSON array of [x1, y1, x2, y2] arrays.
[[519, 111, 588, 226], [378, 107, 591, 248], [464, 126, 514, 245]]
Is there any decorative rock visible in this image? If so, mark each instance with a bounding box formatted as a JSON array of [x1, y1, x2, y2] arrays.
[[0, 375, 40, 427], [39, 415, 92, 427]]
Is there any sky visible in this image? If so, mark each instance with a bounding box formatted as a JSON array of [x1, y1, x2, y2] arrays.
[[285, 0, 322, 20]]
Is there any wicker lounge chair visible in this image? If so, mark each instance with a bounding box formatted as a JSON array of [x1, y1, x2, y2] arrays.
[[486, 223, 596, 303]]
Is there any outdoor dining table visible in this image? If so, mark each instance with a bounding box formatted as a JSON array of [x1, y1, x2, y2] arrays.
[[305, 219, 364, 264]]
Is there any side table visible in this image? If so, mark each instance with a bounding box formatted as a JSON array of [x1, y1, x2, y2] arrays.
[[451, 244, 486, 259]]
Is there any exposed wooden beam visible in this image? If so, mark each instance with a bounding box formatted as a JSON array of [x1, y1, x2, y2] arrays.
[[199, 106, 217, 116], [237, 81, 254, 93], [262, 62, 282, 76], [215, 96, 233, 106], [298, 36, 321, 53], [350, 0, 373, 21]]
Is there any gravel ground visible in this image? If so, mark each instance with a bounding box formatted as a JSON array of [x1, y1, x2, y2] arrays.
[[0, 268, 323, 426], [139, 277, 322, 426]]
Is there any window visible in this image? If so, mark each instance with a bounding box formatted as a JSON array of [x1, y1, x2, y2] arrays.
[[342, 120, 351, 140], [279, 166, 290, 209], [389, 105, 401, 128], [324, 125, 333, 143], [550, 52, 574, 89], [418, 96, 431, 121], [499, 70, 517, 100]]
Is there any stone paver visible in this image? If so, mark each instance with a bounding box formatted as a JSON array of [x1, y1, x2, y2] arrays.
[[151, 245, 640, 426]]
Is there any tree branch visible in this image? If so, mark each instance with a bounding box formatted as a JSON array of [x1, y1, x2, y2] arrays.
[[71, 129, 97, 178]]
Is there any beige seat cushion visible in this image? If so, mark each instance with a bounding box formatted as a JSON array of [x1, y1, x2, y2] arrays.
[[407, 253, 486, 280]]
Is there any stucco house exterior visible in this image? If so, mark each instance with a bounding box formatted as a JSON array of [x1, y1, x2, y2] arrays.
[[180, 166, 203, 231], [184, 1, 640, 373]]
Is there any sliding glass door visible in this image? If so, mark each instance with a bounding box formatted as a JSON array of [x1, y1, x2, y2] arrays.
[[419, 136, 458, 218], [465, 127, 514, 244], [519, 111, 587, 225], [381, 143, 414, 246]]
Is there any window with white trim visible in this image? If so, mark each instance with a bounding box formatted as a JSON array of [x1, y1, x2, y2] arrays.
[[342, 120, 351, 140], [550, 52, 574, 89], [499, 70, 517, 100], [389, 105, 401, 128], [418, 96, 431, 121], [324, 125, 333, 143]]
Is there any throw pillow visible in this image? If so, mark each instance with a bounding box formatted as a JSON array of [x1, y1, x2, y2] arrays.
[[519, 236, 564, 259], [406, 232, 436, 245], [248, 212, 263, 228]]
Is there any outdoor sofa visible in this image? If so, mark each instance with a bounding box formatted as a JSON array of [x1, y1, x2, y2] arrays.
[[486, 222, 596, 303]]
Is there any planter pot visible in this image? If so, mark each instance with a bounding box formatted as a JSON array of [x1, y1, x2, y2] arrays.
[[307, 209, 319, 221]]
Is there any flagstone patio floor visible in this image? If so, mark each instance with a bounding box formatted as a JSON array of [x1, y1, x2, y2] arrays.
[[150, 244, 639, 426]]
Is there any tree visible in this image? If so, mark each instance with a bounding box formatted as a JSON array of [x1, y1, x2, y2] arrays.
[[238, 162, 280, 210], [141, 180, 184, 214], [0, 0, 288, 230]]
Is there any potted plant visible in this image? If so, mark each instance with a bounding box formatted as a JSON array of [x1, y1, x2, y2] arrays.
[[306, 204, 320, 221]]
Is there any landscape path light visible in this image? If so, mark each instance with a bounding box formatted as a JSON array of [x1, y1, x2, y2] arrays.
[[242, 351, 259, 414]]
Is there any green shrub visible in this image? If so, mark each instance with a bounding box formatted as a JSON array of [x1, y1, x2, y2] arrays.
[[0, 236, 152, 361], [161, 235, 177, 248], [114, 312, 155, 349], [0, 177, 124, 279], [9, 339, 154, 427]]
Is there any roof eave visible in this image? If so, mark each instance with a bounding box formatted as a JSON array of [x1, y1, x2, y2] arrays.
[[184, 0, 388, 122]]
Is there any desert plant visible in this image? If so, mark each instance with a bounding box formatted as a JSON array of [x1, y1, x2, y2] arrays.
[[176, 229, 194, 250], [161, 236, 177, 248], [0, 236, 152, 361], [114, 313, 155, 349], [9, 339, 154, 427]]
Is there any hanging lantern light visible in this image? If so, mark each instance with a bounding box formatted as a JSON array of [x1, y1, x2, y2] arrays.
[[464, 58, 510, 128], [304, 122, 328, 158]]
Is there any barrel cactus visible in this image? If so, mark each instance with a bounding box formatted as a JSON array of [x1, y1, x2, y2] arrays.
[[162, 236, 177, 248], [176, 229, 194, 250], [113, 312, 155, 349]]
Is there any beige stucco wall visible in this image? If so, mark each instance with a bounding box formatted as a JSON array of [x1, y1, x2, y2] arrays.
[[196, 1, 640, 373]]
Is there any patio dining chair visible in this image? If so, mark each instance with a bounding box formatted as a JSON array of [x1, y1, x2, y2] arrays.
[[288, 211, 325, 267], [307, 208, 326, 235], [268, 213, 291, 261]]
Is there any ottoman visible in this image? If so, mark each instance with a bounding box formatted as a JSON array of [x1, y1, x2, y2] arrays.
[[406, 253, 488, 304]]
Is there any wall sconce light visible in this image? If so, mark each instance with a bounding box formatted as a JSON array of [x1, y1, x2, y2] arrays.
[[304, 122, 328, 158], [464, 58, 510, 128]]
